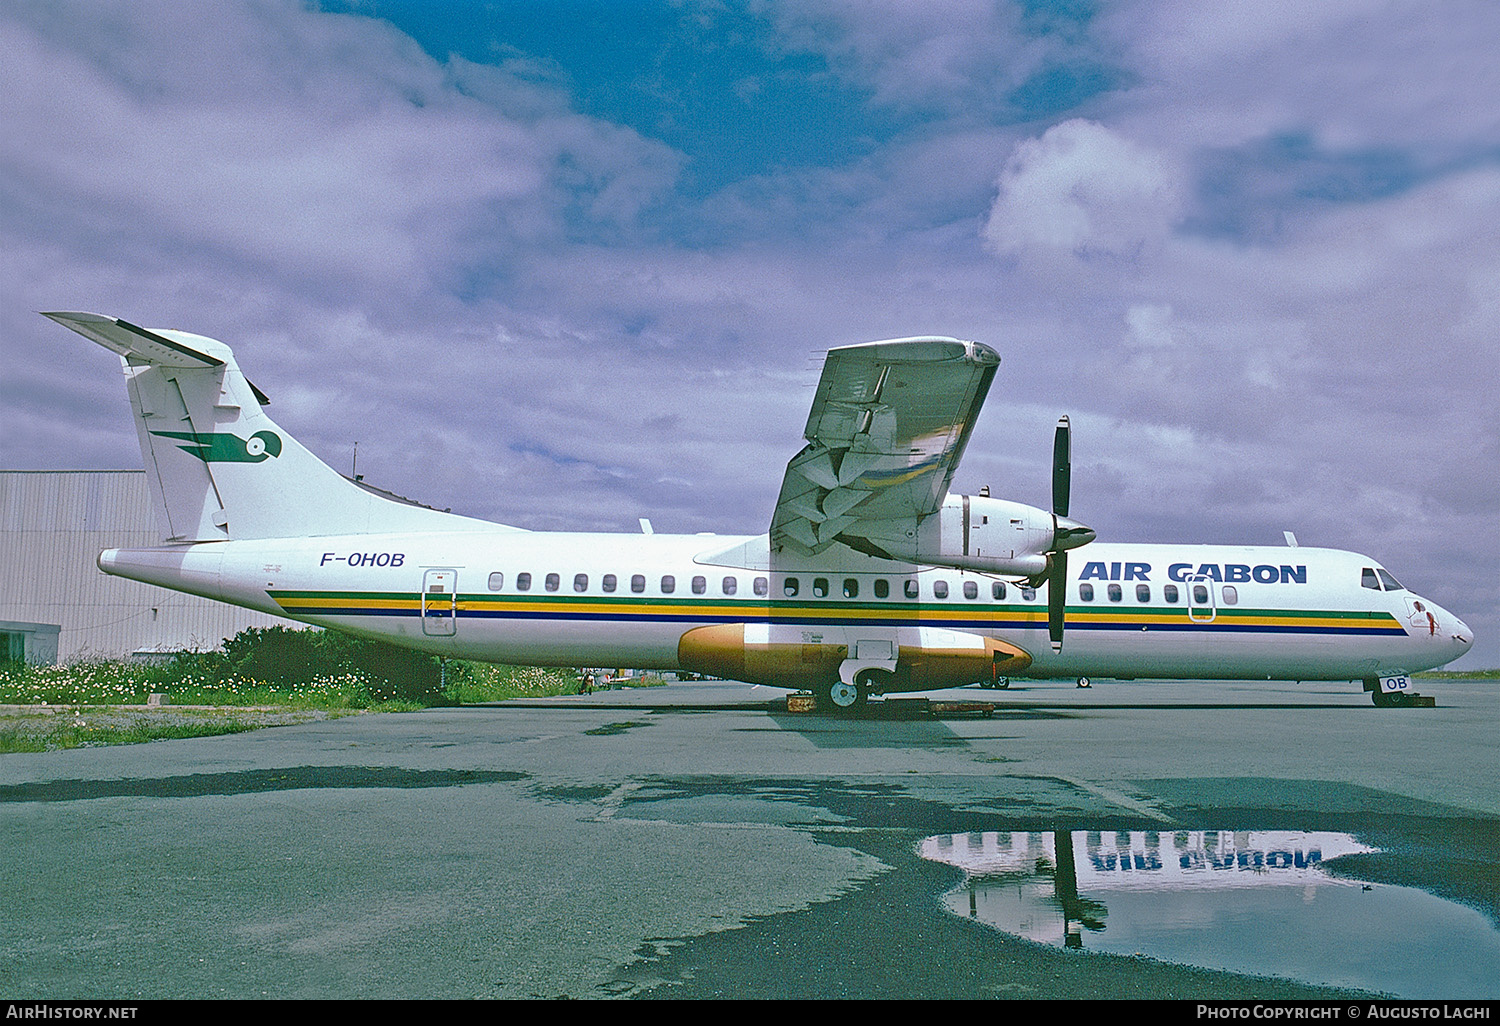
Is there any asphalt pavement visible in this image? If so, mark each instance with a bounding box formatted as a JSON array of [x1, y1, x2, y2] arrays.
[[2, 677, 1496, 999]]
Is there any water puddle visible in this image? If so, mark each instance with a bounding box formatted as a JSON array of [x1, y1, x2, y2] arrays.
[[920, 830, 1500, 998]]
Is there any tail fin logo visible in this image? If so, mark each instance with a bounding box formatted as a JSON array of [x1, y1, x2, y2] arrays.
[[151, 429, 283, 463]]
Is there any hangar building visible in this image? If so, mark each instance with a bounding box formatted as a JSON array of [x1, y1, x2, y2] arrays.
[[1, 470, 296, 662]]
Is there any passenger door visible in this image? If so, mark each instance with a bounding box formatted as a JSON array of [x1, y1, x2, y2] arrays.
[[421, 569, 458, 636]]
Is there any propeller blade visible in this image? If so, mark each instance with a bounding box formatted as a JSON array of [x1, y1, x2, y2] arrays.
[[1052, 416, 1071, 518], [1049, 551, 1068, 652]]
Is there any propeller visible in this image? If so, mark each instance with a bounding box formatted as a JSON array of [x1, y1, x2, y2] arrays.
[[1046, 416, 1095, 653]]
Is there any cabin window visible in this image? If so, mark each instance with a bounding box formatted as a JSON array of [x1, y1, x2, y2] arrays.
[[1079, 583, 1095, 601], [754, 577, 768, 596], [1136, 584, 1151, 602], [487, 572, 504, 591], [1222, 585, 1238, 605], [784, 577, 800, 597], [661, 575, 675, 594], [573, 573, 588, 593], [691, 575, 706, 595], [904, 579, 919, 599], [631, 574, 646, 593], [1192, 584, 1210, 605], [963, 581, 978, 600], [933, 580, 949, 599], [992, 582, 1006, 600], [1108, 583, 1122, 602], [843, 578, 859, 598], [1164, 584, 1179, 603], [545, 573, 560, 592], [1377, 569, 1405, 592], [1362, 568, 1381, 590], [516, 572, 532, 592], [812, 577, 829, 598], [602, 574, 617, 593], [722, 576, 737, 595], [874, 579, 889, 599], [1021, 586, 1037, 601]]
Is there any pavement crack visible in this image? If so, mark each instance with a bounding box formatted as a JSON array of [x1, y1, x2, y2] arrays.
[[1050, 776, 1177, 823]]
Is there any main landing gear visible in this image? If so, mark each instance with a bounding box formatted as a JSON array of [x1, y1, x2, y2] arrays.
[[815, 668, 895, 712], [1076, 677, 1091, 688], [816, 679, 867, 712]]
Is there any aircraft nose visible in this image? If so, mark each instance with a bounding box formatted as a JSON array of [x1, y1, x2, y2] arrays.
[[1451, 616, 1474, 652]]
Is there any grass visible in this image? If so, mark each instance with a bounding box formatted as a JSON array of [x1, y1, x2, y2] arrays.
[[0, 708, 283, 753], [0, 647, 585, 752]]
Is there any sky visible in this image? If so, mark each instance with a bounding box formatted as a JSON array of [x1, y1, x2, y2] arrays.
[[2, 0, 1496, 668]]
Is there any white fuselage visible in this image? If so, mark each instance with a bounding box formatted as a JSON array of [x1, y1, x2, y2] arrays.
[[100, 530, 1473, 686]]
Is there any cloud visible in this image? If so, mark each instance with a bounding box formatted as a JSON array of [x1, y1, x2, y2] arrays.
[[982, 119, 1185, 262], [4, 1, 1497, 667], [764, 0, 1045, 112], [0, 2, 680, 310]]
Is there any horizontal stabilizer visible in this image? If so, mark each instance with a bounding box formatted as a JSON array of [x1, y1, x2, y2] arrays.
[[42, 312, 224, 369]]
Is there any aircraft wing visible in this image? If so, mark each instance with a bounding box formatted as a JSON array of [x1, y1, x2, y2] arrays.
[[769, 337, 999, 555]]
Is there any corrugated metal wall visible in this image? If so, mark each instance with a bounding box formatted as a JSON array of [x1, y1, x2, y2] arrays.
[[0, 471, 297, 660]]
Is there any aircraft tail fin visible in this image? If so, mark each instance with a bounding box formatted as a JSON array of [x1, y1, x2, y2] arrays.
[[45, 312, 502, 542]]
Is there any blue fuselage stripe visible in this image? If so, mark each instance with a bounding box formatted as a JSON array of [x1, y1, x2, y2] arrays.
[[288, 605, 1403, 636]]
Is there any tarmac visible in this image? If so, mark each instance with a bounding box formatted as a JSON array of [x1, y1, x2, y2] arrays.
[[1, 677, 1497, 1000]]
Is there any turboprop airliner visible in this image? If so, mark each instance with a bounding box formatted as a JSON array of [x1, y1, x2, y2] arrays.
[[45, 312, 1472, 710]]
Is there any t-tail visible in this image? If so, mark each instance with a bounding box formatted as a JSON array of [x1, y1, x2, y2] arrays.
[[45, 312, 501, 541]]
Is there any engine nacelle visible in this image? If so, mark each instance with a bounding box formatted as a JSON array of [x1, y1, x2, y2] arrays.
[[678, 623, 1032, 692], [840, 495, 1056, 576]]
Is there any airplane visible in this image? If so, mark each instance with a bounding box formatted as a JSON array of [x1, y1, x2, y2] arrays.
[[44, 312, 1473, 710]]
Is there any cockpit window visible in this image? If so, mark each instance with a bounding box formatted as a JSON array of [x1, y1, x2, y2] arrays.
[[1361, 568, 1380, 590], [1377, 569, 1405, 592]]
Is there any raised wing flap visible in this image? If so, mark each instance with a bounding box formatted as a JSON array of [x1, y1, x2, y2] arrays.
[[42, 312, 224, 368], [770, 337, 999, 555]]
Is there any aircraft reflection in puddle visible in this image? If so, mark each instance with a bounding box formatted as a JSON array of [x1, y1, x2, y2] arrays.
[[920, 830, 1500, 998]]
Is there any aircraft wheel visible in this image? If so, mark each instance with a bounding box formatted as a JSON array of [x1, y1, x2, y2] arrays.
[[824, 679, 866, 711], [995, 676, 1010, 690], [1076, 677, 1091, 689], [1372, 689, 1407, 708]]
